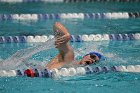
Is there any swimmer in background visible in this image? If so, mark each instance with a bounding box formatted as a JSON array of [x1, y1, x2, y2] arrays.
[[46, 22, 105, 70]]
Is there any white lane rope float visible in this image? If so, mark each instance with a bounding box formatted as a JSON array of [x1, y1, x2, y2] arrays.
[[0, 0, 139, 3], [0, 12, 140, 20], [0, 33, 140, 43], [0, 65, 140, 78]]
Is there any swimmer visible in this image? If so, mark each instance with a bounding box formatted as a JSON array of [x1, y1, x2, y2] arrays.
[[46, 22, 105, 70]]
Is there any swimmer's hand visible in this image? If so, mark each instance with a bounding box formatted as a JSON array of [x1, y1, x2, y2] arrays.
[[55, 34, 71, 48]]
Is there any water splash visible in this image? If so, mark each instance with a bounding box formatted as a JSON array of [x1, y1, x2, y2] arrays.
[[0, 38, 55, 70]]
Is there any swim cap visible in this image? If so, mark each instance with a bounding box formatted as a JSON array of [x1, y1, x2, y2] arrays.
[[84, 52, 105, 61]]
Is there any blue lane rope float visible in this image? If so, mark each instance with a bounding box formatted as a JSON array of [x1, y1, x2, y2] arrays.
[[0, 65, 140, 78], [0, 12, 140, 21], [0, 0, 139, 3], [0, 33, 140, 43]]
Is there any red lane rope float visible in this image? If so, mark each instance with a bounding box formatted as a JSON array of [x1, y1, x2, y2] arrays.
[[24, 69, 35, 77]]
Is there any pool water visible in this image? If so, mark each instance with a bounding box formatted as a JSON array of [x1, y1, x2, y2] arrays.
[[0, 2, 140, 93]]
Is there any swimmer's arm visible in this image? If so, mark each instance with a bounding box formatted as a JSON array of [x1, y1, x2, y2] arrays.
[[46, 22, 74, 70], [46, 51, 74, 70], [46, 54, 60, 68], [53, 22, 70, 35], [64, 61, 85, 68], [54, 23, 71, 47]]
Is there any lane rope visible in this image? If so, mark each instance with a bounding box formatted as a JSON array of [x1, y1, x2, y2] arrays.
[[0, 0, 139, 3], [0, 65, 140, 78], [0, 33, 140, 43], [0, 12, 140, 20]]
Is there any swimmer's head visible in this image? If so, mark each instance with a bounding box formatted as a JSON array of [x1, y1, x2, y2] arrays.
[[79, 52, 105, 65]]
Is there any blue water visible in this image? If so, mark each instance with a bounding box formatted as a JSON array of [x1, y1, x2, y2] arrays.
[[0, 2, 140, 93]]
